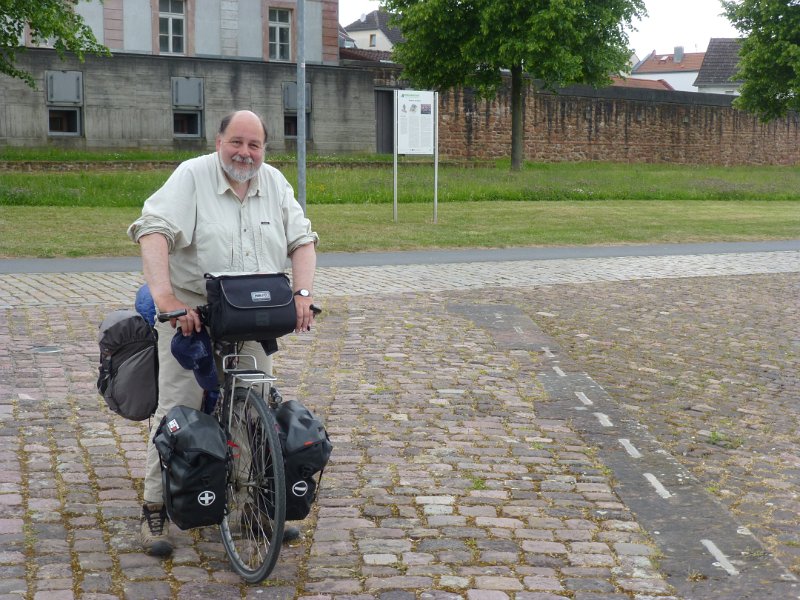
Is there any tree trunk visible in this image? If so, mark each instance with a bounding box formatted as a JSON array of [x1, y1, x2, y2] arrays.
[[510, 63, 524, 172]]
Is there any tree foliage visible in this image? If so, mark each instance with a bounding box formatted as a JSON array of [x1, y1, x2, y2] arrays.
[[723, 0, 800, 121], [381, 0, 645, 169], [0, 0, 108, 87], [384, 0, 643, 95]]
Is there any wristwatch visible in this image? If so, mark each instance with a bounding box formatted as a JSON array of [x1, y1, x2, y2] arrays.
[[294, 289, 311, 298]]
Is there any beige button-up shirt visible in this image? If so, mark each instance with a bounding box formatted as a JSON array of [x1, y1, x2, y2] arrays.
[[128, 152, 318, 300]]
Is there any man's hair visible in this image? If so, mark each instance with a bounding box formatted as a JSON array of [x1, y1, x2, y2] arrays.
[[218, 111, 268, 143]]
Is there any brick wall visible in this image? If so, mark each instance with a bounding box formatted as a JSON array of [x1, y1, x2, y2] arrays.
[[438, 81, 800, 166]]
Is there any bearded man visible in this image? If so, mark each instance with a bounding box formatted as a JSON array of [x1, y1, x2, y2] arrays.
[[127, 110, 318, 557]]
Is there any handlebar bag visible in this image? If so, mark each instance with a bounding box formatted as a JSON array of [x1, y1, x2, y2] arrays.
[[204, 273, 296, 342], [153, 405, 228, 530]]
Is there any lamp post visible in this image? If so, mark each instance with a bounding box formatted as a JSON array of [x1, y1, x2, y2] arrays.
[[296, 0, 306, 213]]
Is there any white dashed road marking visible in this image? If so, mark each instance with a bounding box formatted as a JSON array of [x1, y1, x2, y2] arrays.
[[594, 412, 613, 427], [644, 473, 673, 499], [701, 539, 740, 576], [619, 438, 643, 458]]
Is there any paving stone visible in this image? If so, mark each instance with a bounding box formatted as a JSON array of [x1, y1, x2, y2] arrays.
[[2, 252, 797, 599], [122, 581, 173, 600], [465, 591, 509, 600]]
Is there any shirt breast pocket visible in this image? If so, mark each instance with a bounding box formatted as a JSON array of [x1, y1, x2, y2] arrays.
[[195, 221, 233, 272]]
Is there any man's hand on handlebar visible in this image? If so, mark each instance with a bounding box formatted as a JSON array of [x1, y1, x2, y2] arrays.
[[294, 296, 321, 333], [156, 298, 322, 335], [155, 297, 202, 335]]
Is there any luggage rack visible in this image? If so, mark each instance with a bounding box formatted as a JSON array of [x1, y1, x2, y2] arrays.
[[222, 354, 276, 386]]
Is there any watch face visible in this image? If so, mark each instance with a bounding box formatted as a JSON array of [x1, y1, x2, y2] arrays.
[[297, 289, 310, 297]]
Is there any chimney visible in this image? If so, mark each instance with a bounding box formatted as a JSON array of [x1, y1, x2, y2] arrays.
[[674, 46, 684, 63]]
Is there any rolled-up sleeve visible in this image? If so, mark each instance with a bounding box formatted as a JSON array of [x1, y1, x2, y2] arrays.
[[127, 161, 199, 253], [279, 177, 319, 255]]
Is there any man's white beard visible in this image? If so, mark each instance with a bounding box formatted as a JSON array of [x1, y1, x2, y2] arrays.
[[222, 155, 259, 183]]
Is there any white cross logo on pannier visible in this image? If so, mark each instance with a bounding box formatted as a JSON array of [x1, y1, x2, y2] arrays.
[[197, 490, 216, 506]]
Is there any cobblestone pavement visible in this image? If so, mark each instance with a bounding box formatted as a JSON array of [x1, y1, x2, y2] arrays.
[[0, 250, 798, 600]]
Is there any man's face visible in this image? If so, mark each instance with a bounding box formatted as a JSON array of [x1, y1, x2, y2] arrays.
[[216, 113, 266, 184]]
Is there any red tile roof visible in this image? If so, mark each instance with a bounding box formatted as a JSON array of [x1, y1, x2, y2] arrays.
[[633, 51, 705, 73], [339, 47, 394, 62], [610, 76, 674, 91]]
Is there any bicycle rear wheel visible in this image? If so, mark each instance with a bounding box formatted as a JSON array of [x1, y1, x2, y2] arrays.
[[220, 386, 286, 583]]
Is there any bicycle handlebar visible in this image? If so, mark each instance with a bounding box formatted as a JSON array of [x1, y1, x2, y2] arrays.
[[157, 309, 188, 322], [156, 304, 322, 323]]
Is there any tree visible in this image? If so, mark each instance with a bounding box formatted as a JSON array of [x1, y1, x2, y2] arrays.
[[382, 0, 645, 170], [723, 0, 800, 121], [0, 0, 108, 87]]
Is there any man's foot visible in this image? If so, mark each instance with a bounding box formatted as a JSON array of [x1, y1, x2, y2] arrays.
[[140, 503, 173, 557]]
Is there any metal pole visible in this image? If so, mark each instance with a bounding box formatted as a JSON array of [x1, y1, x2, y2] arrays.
[[433, 91, 438, 224], [297, 0, 306, 213], [393, 90, 398, 222]]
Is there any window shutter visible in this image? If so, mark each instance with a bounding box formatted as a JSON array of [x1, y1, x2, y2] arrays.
[[282, 82, 312, 112], [172, 77, 204, 108], [46, 71, 83, 104]]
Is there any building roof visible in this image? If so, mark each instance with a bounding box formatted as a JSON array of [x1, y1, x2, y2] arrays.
[[338, 24, 355, 48], [343, 10, 404, 46], [633, 48, 705, 73], [693, 38, 743, 86], [610, 76, 674, 91], [339, 47, 394, 63]]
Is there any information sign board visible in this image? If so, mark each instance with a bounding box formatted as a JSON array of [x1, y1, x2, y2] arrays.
[[396, 90, 435, 155]]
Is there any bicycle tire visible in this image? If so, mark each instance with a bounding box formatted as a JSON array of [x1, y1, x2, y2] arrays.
[[219, 386, 286, 583]]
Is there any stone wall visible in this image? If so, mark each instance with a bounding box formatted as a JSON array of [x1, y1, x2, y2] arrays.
[[0, 49, 376, 154], [438, 82, 800, 165], [3, 50, 800, 165]]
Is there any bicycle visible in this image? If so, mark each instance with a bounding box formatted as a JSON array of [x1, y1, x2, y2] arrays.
[[157, 303, 321, 582]]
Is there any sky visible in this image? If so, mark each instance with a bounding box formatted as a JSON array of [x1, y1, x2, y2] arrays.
[[338, 0, 740, 60]]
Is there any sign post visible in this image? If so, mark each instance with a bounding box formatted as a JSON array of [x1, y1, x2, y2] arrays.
[[393, 89, 438, 223]]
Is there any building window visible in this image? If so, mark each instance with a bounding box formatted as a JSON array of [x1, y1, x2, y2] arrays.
[[49, 108, 81, 134], [282, 81, 311, 140], [369, 33, 377, 47], [284, 114, 311, 140], [46, 70, 83, 136], [159, 0, 185, 54], [174, 112, 201, 135], [269, 8, 291, 61], [171, 77, 204, 138]]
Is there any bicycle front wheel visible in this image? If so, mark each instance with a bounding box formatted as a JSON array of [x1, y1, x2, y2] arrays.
[[220, 386, 286, 583]]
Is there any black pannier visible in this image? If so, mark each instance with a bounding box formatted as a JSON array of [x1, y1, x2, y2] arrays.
[[153, 405, 228, 530], [273, 398, 333, 521]]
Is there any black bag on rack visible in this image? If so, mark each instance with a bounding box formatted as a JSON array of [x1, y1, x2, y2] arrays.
[[204, 272, 297, 342], [274, 398, 333, 520], [153, 405, 228, 530]]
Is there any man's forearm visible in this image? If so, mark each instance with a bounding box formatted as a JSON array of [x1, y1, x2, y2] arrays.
[[290, 243, 317, 293], [139, 233, 174, 307]]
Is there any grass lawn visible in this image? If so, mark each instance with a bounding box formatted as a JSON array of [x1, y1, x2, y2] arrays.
[[0, 199, 796, 258], [0, 157, 798, 257]]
